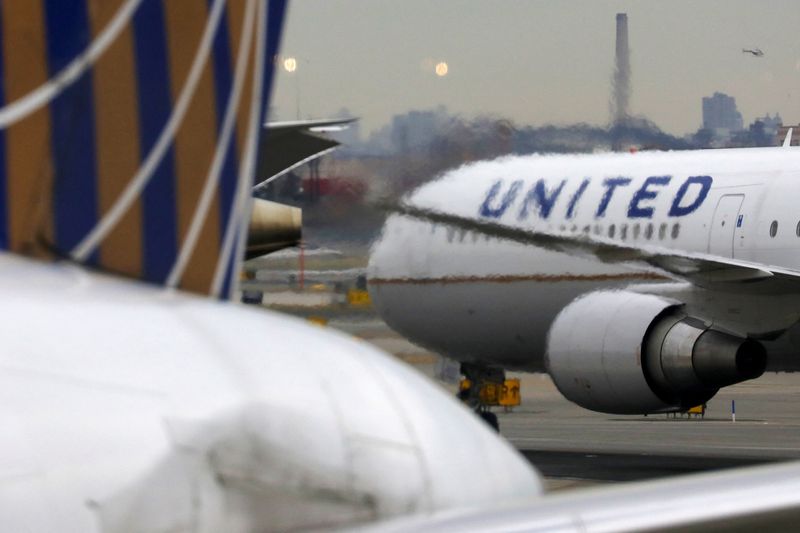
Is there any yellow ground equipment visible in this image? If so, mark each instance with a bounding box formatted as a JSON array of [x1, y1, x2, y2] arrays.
[[459, 378, 521, 411], [347, 288, 371, 306], [687, 404, 706, 418], [306, 316, 329, 326]]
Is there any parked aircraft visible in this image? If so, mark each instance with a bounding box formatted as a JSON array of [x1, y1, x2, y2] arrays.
[[245, 117, 357, 259], [369, 142, 800, 416], [0, 0, 542, 530]]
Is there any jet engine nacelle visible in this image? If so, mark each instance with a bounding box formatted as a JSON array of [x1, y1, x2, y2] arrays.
[[546, 291, 766, 414]]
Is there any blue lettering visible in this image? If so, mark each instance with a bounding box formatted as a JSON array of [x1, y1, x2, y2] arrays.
[[668, 175, 713, 217], [479, 179, 523, 218], [628, 176, 671, 218], [518, 179, 566, 220], [566, 178, 591, 219], [595, 177, 632, 218]]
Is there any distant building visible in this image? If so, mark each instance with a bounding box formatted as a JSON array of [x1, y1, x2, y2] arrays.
[[755, 113, 782, 138], [702, 92, 743, 141], [777, 124, 800, 146], [390, 106, 451, 153]]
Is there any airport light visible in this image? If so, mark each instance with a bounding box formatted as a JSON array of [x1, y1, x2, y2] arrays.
[[435, 61, 448, 77], [283, 57, 297, 73]]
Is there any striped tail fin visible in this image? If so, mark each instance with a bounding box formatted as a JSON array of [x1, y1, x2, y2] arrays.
[[0, 0, 287, 299]]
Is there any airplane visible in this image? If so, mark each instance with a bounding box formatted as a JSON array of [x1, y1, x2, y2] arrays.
[[8, 1, 800, 530], [0, 0, 544, 530], [369, 132, 800, 419], [743, 48, 764, 57], [245, 117, 357, 260]]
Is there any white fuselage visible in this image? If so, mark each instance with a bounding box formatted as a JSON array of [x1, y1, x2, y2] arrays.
[[0, 253, 541, 532], [369, 148, 800, 371]]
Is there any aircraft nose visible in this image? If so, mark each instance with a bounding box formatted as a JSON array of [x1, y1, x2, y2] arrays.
[[224, 316, 544, 529], [357, 348, 545, 511]]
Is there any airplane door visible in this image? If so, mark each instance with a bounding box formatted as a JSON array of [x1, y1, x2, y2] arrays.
[[708, 194, 744, 257]]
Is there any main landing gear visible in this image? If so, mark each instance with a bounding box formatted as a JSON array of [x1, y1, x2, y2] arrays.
[[458, 363, 505, 432]]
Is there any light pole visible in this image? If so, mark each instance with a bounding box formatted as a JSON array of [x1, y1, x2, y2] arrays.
[[282, 56, 306, 119]]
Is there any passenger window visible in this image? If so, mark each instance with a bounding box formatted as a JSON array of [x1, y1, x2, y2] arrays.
[[644, 223, 654, 240], [620, 224, 628, 240], [659, 223, 667, 240], [632, 223, 641, 239], [608, 224, 616, 238], [671, 223, 680, 239], [795, 220, 800, 237], [770, 220, 778, 238]]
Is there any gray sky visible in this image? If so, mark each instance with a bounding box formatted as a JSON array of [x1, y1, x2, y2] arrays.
[[271, 1, 800, 136]]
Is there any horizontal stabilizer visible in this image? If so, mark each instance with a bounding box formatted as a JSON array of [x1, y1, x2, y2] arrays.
[[255, 117, 356, 188]]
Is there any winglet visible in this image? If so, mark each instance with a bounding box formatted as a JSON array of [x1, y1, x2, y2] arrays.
[[783, 128, 793, 148]]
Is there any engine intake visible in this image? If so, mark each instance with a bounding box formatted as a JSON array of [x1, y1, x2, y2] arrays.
[[546, 291, 766, 414]]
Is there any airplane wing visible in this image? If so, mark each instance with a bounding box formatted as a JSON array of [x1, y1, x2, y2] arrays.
[[362, 460, 800, 532], [255, 117, 357, 188], [384, 201, 800, 293]]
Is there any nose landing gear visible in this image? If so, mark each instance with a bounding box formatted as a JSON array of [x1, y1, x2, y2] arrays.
[[458, 363, 505, 432]]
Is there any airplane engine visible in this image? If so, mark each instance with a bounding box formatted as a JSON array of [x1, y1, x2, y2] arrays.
[[246, 198, 302, 259], [546, 291, 766, 414]]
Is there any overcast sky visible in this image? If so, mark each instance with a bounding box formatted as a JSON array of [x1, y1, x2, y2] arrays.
[[271, 1, 800, 136]]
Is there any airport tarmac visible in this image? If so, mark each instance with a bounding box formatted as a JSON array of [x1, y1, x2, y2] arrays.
[[321, 313, 800, 491], [255, 262, 800, 494]]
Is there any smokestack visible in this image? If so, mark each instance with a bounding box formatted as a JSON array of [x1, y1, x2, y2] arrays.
[[612, 13, 630, 151]]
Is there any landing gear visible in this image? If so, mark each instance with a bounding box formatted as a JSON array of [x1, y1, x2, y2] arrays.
[[478, 410, 499, 431], [459, 363, 505, 432]]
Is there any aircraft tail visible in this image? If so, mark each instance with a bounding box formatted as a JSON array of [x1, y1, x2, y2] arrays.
[[0, 0, 287, 298]]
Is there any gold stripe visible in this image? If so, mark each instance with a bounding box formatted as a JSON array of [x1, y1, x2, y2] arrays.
[[369, 273, 669, 285], [163, 0, 221, 293], [1, 1, 53, 257], [88, 0, 143, 277]]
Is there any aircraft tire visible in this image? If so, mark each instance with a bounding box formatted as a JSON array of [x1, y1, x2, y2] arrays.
[[479, 411, 500, 432]]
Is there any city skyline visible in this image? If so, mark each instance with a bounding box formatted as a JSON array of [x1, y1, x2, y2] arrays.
[[271, 1, 800, 137]]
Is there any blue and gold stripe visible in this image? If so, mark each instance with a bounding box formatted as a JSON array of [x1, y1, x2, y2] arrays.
[[0, 0, 288, 297], [44, 0, 100, 264], [0, 7, 7, 250], [89, 0, 143, 278], [2, 1, 53, 256], [133, 0, 178, 284]]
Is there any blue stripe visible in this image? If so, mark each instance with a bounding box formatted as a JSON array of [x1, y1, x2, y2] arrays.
[[222, 0, 287, 298], [132, 0, 178, 284], [0, 7, 8, 250], [220, 235, 235, 299], [43, 0, 99, 262], [207, 2, 239, 241]]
